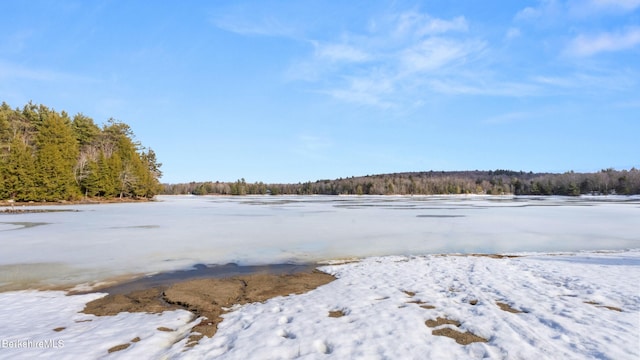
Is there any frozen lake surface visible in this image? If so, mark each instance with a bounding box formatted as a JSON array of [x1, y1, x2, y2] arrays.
[[1, 195, 639, 290], [1, 196, 639, 359]]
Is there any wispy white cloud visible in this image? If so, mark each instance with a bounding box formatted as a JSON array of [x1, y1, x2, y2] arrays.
[[518, 0, 639, 19], [566, 27, 640, 56], [286, 11, 488, 108], [312, 41, 371, 63], [212, 8, 500, 108], [531, 68, 638, 93], [400, 38, 484, 74], [427, 78, 541, 97], [216, 5, 637, 109], [284, 41, 371, 82], [514, 6, 543, 21], [505, 27, 522, 40], [394, 12, 468, 37], [211, 15, 295, 37], [321, 73, 396, 109], [514, 0, 562, 22], [532, 75, 576, 87]]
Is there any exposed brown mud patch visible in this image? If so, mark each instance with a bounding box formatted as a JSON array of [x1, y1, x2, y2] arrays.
[[496, 301, 525, 313], [403, 289, 435, 308], [584, 301, 622, 312], [425, 317, 488, 345], [82, 288, 173, 315], [83, 270, 335, 346], [431, 328, 488, 345], [108, 343, 131, 353], [426, 317, 461, 328], [468, 254, 520, 259]]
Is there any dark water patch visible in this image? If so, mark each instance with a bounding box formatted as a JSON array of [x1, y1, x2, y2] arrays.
[[335, 204, 488, 211], [416, 215, 466, 218], [334, 203, 408, 207], [416, 206, 489, 210], [414, 207, 479, 210], [0, 221, 50, 231], [333, 204, 420, 209], [513, 203, 598, 207], [216, 213, 274, 217], [110, 225, 161, 229], [239, 198, 352, 206], [514, 204, 563, 207], [91, 263, 320, 295], [241, 199, 305, 206]]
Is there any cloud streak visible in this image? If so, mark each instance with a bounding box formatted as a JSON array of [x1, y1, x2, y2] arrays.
[[211, 15, 296, 37], [214, 4, 640, 109], [285, 11, 489, 108], [312, 42, 371, 63], [393, 12, 468, 36], [566, 27, 640, 56]]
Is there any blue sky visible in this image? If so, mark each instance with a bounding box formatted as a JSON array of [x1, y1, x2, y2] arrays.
[[1, 1, 639, 183]]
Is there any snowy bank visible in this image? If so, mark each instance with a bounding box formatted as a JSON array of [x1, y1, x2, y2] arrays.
[[1, 250, 638, 359]]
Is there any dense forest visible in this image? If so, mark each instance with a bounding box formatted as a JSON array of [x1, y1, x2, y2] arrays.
[[0, 102, 162, 202], [2, 101, 637, 201], [163, 168, 640, 196]]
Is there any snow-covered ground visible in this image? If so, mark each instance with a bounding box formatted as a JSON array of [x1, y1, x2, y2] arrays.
[[0, 250, 638, 359]]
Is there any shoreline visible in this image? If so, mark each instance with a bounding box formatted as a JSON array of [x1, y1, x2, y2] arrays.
[[73, 262, 323, 295], [0, 197, 156, 209], [1, 249, 634, 294], [4, 192, 639, 206]]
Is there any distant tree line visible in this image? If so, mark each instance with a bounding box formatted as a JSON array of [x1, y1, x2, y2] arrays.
[[163, 168, 640, 196], [0, 102, 163, 202]]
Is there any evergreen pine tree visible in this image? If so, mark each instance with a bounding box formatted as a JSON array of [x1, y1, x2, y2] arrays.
[[34, 110, 80, 201]]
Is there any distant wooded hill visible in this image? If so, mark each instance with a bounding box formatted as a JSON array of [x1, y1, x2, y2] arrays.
[[0, 102, 163, 202], [163, 168, 640, 196]]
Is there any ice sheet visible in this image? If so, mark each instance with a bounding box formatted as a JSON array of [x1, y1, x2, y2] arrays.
[[1, 195, 639, 289]]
